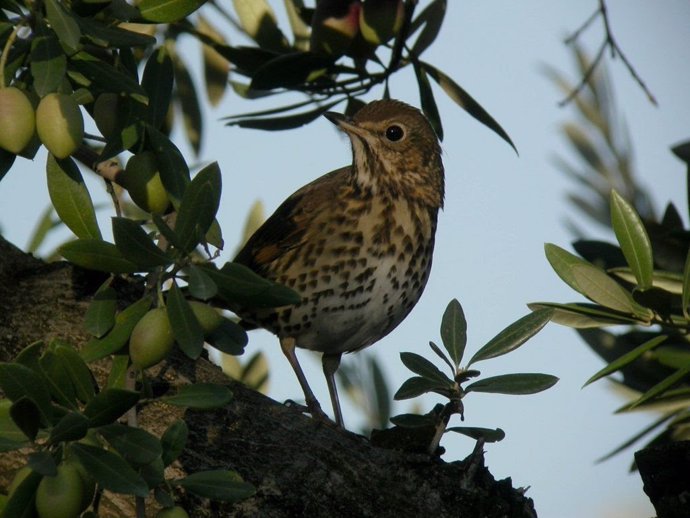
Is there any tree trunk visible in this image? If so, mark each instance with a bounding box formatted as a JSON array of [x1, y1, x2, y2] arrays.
[[0, 235, 538, 517], [636, 441, 690, 518]]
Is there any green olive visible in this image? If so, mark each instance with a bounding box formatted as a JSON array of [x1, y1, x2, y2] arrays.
[[119, 152, 171, 214], [35, 463, 85, 518], [6, 466, 38, 518], [129, 308, 175, 369], [0, 87, 36, 154], [63, 459, 95, 511], [36, 93, 84, 159], [188, 301, 222, 335]]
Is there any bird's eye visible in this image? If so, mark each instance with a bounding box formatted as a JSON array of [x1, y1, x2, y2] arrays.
[[385, 124, 405, 142]]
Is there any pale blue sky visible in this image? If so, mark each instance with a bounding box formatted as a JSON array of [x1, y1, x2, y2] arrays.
[[2, 2, 689, 516]]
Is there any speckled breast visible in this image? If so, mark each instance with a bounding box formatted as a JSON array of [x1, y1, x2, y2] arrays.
[[250, 197, 438, 354]]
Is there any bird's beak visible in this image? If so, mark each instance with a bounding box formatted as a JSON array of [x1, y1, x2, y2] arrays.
[[324, 111, 347, 126], [324, 111, 368, 140]]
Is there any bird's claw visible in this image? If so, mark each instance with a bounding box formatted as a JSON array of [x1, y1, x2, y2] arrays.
[[283, 399, 340, 428]]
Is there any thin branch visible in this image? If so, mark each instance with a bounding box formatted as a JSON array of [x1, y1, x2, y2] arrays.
[[459, 438, 486, 490], [563, 6, 600, 46], [558, 41, 607, 107], [0, 22, 23, 87], [73, 145, 122, 183], [560, 0, 657, 107], [73, 144, 124, 216], [599, 0, 658, 105]]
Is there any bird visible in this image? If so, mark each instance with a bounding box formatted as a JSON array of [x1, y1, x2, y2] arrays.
[[233, 99, 444, 427]]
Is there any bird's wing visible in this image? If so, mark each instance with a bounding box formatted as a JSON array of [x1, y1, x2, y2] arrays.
[[233, 167, 350, 277]]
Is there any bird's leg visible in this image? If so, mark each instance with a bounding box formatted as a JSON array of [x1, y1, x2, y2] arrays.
[[322, 352, 344, 428], [279, 337, 330, 422]]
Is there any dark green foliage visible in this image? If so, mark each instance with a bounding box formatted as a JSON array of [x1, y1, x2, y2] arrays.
[[381, 299, 555, 455], [217, 0, 515, 150], [542, 47, 690, 465], [0, 341, 249, 515], [0, 0, 559, 515]]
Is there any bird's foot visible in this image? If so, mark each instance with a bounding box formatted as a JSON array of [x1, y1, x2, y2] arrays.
[[283, 399, 340, 428], [283, 399, 309, 413]]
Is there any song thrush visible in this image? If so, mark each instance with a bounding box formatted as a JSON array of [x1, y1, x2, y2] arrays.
[[233, 99, 444, 427]]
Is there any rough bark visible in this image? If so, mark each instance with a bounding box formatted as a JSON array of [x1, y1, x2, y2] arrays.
[[636, 440, 690, 518], [0, 235, 538, 517]]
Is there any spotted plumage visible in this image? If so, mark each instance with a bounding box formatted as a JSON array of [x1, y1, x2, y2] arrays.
[[233, 99, 444, 427]]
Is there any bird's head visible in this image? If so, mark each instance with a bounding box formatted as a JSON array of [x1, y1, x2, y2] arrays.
[[325, 99, 444, 209]]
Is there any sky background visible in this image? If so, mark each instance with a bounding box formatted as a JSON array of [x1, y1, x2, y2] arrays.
[[1, 1, 690, 516]]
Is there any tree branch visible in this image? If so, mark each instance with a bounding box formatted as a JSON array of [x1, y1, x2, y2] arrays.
[[560, 0, 657, 107], [0, 235, 539, 517]]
